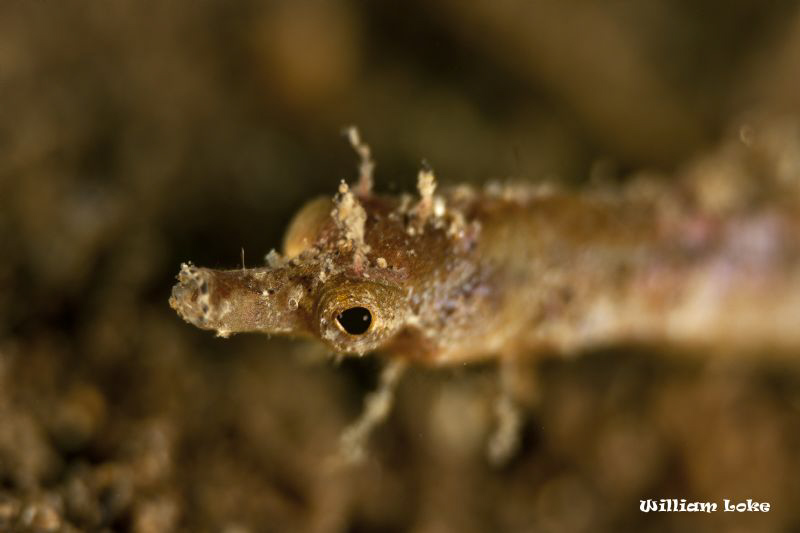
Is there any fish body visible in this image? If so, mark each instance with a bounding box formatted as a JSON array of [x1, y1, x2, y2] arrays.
[[170, 171, 800, 364]]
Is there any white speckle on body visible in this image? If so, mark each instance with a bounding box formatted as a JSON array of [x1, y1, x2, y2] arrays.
[[287, 284, 304, 310], [266, 249, 287, 268], [433, 196, 446, 218]]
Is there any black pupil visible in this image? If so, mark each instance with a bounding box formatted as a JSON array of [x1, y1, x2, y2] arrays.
[[336, 307, 372, 335]]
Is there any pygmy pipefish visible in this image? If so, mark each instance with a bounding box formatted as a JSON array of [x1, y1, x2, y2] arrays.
[[170, 126, 800, 461]]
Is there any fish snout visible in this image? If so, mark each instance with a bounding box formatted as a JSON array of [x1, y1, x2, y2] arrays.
[[169, 263, 214, 327]]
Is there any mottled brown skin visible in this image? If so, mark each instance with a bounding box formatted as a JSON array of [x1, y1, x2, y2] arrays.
[[170, 187, 492, 364], [170, 179, 800, 366]]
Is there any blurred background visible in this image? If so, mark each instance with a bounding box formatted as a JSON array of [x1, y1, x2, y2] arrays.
[[3, 1, 800, 531]]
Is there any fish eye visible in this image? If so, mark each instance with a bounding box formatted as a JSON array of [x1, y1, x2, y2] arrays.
[[335, 306, 372, 335]]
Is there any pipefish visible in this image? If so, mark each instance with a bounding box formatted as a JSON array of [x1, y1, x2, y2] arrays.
[[170, 127, 800, 462]]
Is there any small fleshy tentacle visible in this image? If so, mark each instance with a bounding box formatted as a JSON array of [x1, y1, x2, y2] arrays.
[[343, 125, 375, 197]]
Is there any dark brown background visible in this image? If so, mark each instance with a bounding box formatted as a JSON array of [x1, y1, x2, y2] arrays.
[[3, 1, 800, 532]]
